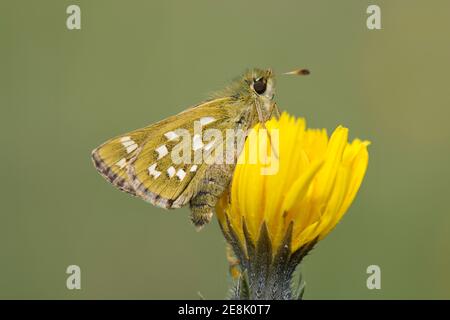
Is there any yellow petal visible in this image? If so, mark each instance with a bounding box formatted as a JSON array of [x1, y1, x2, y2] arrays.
[[282, 159, 324, 214]]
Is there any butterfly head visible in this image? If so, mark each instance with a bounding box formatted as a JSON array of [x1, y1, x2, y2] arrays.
[[214, 68, 276, 107], [245, 68, 275, 102], [237, 68, 276, 121]]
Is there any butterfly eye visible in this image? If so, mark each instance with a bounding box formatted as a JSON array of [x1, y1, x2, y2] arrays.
[[253, 78, 267, 95]]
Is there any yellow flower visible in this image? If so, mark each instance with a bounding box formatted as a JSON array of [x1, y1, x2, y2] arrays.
[[217, 113, 369, 299]]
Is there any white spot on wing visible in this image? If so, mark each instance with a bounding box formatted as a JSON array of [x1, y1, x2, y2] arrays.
[[192, 134, 203, 151], [121, 136, 138, 153], [126, 144, 138, 154], [167, 166, 176, 178], [148, 163, 161, 178], [121, 140, 135, 147], [190, 165, 198, 172], [155, 145, 169, 159], [116, 158, 127, 169], [199, 117, 216, 126], [164, 131, 179, 141], [176, 169, 186, 181]]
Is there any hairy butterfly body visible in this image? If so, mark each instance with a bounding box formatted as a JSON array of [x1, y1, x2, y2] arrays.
[[91, 68, 278, 229]]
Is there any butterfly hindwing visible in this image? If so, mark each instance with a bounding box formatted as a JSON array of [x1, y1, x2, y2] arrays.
[[127, 97, 247, 208], [91, 128, 151, 195], [92, 97, 248, 206]]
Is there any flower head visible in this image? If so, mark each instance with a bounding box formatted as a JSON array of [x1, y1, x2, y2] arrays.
[[216, 113, 369, 299]]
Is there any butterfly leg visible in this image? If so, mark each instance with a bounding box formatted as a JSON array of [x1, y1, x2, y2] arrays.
[[254, 101, 279, 159], [190, 164, 234, 230], [226, 243, 241, 279], [270, 102, 281, 119]]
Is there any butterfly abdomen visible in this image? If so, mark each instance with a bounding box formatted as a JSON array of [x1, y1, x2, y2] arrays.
[[190, 163, 235, 229]]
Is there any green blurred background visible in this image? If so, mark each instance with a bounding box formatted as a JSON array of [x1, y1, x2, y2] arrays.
[[1, 0, 450, 299]]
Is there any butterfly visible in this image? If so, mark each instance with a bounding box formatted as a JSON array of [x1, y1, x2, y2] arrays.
[[91, 68, 283, 229]]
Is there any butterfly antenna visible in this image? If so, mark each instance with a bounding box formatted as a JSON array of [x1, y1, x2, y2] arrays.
[[283, 68, 310, 76]]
